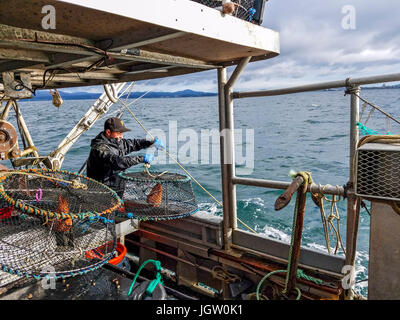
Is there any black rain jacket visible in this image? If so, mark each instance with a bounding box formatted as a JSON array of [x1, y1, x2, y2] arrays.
[[86, 131, 154, 189]]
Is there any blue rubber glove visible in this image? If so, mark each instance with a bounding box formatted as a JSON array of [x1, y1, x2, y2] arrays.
[[153, 137, 166, 150], [248, 8, 256, 22], [143, 154, 154, 164]]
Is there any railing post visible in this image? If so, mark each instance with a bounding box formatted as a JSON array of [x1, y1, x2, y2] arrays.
[[345, 85, 361, 291], [219, 57, 251, 250], [218, 67, 232, 250], [225, 58, 251, 232], [349, 85, 360, 181], [225, 78, 238, 231]]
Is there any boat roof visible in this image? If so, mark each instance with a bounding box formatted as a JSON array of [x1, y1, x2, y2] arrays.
[[0, 0, 280, 90]]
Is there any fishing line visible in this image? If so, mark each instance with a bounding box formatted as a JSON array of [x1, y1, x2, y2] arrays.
[[116, 97, 257, 234]]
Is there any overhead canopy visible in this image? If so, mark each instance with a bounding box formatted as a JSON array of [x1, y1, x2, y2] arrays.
[[0, 0, 279, 89]]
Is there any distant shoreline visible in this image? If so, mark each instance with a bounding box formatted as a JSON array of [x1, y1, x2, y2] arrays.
[[28, 89, 218, 101], [25, 86, 399, 101]]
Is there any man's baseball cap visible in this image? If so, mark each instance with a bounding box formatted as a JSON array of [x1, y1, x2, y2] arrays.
[[104, 117, 131, 133]]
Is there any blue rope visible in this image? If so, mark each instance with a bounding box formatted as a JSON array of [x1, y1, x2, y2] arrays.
[[127, 207, 199, 222]]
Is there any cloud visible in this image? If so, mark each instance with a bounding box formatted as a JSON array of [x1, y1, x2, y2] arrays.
[[233, 0, 400, 90], [66, 0, 400, 93]]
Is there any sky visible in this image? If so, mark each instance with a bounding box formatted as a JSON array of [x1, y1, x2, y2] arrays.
[[65, 0, 400, 93]]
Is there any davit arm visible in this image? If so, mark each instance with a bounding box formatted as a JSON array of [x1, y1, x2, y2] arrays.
[[46, 83, 127, 170]]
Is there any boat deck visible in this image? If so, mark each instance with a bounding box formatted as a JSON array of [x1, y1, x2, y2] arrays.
[[0, 0, 279, 90]]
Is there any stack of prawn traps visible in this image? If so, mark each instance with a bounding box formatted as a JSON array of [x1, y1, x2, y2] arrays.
[[0, 169, 122, 280], [118, 170, 198, 221]]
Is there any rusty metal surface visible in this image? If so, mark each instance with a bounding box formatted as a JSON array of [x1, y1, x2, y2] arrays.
[[210, 249, 341, 296], [274, 176, 304, 211], [285, 183, 307, 295], [0, 120, 18, 159]]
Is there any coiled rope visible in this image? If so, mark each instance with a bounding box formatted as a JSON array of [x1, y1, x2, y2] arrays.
[[0, 170, 87, 190], [143, 163, 168, 179], [312, 184, 345, 255]]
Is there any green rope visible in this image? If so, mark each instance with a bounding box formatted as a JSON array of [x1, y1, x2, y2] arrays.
[[356, 122, 392, 136], [127, 259, 163, 297], [256, 270, 301, 300], [255, 268, 323, 301], [297, 269, 324, 285]]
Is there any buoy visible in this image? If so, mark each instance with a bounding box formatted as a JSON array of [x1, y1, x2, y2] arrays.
[[222, 2, 235, 15], [108, 242, 127, 266], [49, 89, 63, 108]]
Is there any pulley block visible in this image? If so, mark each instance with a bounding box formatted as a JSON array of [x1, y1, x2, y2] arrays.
[[0, 120, 20, 160]]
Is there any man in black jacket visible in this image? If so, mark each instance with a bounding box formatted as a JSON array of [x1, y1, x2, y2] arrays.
[[87, 117, 163, 193]]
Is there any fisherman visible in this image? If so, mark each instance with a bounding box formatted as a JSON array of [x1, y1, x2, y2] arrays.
[[86, 117, 165, 194]]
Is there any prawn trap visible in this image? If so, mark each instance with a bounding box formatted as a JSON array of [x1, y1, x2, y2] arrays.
[[0, 169, 123, 220], [0, 169, 122, 279], [118, 171, 198, 221]]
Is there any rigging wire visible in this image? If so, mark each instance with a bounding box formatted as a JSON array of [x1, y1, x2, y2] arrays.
[[11, 35, 114, 95], [48, 83, 135, 161], [115, 97, 258, 234], [354, 92, 400, 126]]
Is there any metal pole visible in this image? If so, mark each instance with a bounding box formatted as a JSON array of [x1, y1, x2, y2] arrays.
[[218, 68, 232, 250], [345, 86, 360, 275], [0, 100, 13, 120], [232, 176, 345, 197], [12, 100, 40, 159], [233, 73, 400, 99], [225, 57, 251, 232], [225, 83, 237, 230], [226, 57, 251, 90], [274, 176, 304, 211], [50, 82, 126, 169], [349, 86, 360, 181], [285, 182, 308, 296]]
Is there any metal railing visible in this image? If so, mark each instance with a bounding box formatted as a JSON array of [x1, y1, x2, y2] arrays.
[[218, 64, 400, 270]]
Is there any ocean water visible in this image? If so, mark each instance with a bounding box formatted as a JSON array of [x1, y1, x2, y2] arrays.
[[16, 88, 400, 297]]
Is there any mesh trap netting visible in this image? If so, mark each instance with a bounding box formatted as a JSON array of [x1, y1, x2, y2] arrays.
[[118, 171, 198, 221], [191, 0, 259, 22], [0, 169, 122, 279]]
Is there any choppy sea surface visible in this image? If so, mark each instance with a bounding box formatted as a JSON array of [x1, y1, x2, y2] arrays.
[[16, 88, 400, 297]]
